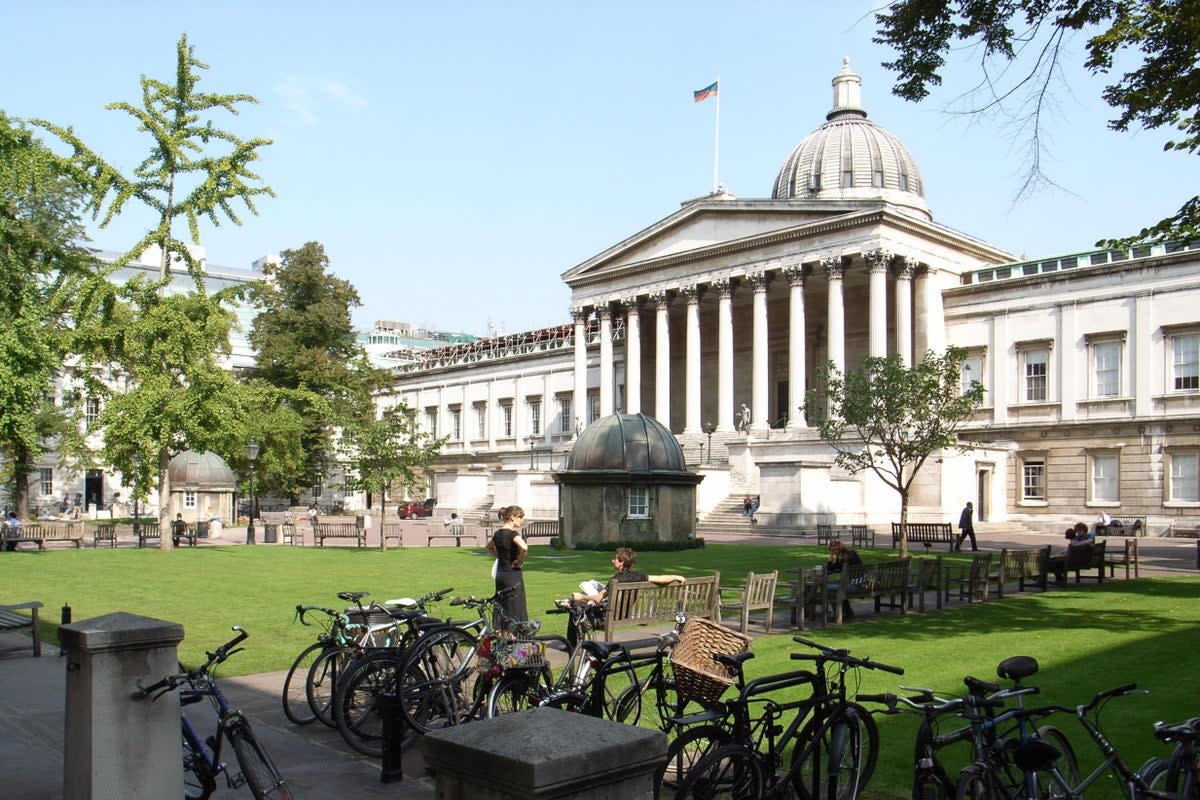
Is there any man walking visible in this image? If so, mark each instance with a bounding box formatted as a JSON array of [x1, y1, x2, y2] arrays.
[[956, 501, 977, 551]]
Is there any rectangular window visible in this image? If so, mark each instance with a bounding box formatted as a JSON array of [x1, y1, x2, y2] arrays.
[[501, 401, 514, 437], [39, 468, 53, 496], [449, 406, 462, 440], [424, 407, 438, 438], [628, 486, 649, 518], [960, 354, 984, 396], [1022, 349, 1048, 402], [588, 393, 600, 424], [1022, 459, 1046, 501], [183, 491, 197, 509], [558, 396, 572, 434], [1090, 453, 1119, 502], [528, 398, 542, 437], [1093, 341, 1121, 397], [474, 402, 487, 439], [84, 397, 100, 426], [1172, 333, 1200, 391], [1170, 451, 1200, 502]]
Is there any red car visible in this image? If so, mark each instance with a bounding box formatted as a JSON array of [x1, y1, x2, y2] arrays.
[[398, 498, 436, 519]]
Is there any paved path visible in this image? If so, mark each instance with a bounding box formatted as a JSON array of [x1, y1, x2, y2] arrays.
[[0, 530, 1194, 798]]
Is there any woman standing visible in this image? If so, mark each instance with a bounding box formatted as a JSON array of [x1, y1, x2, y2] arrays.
[[487, 505, 529, 625]]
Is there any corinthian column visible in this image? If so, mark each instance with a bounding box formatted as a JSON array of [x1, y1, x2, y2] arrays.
[[682, 285, 701, 433], [623, 297, 641, 414], [893, 256, 916, 367], [823, 257, 847, 376], [571, 306, 587, 434], [749, 271, 770, 432], [599, 303, 614, 417], [864, 249, 890, 359], [651, 291, 671, 428], [783, 263, 810, 428], [714, 278, 734, 431]]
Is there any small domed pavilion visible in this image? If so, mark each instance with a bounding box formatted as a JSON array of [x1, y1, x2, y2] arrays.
[[166, 450, 237, 532]]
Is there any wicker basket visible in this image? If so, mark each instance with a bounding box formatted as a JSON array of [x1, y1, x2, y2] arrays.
[[670, 617, 753, 703]]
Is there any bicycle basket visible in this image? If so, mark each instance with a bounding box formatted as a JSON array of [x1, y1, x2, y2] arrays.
[[477, 636, 547, 676], [669, 617, 752, 704], [345, 607, 396, 647]]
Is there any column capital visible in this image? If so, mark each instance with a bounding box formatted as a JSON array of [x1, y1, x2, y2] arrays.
[[782, 262, 812, 286], [892, 254, 921, 279], [648, 290, 671, 308], [863, 248, 892, 272], [597, 303, 613, 321], [679, 284, 700, 304], [822, 256, 847, 280], [616, 295, 639, 313], [747, 271, 771, 292], [712, 277, 733, 298], [570, 306, 589, 324]]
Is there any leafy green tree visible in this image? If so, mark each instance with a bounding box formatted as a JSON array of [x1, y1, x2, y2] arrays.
[[874, 0, 1200, 245], [248, 241, 390, 499], [339, 404, 444, 550], [37, 34, 273, 547], [0, 113, 97, 516], [805, 348, 984, 557]]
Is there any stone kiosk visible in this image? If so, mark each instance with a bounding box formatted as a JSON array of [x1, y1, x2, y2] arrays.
[[554, 413, 703, 545]]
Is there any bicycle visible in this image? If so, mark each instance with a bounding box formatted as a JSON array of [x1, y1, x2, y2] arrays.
[[668, 635, 904, 800], [134, 626, 292, 800]]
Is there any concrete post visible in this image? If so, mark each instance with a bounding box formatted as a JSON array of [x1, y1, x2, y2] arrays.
[[60, 612, 185, 800], [420, 706, 666, 799]]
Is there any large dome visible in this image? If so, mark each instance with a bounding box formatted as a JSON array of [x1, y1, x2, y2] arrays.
[[567, 413, 687, 473], [772, 58, 931, 221], [167, 449, 237, 490]]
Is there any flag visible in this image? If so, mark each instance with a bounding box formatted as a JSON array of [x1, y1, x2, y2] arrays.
[[693, 81, 718, 103]]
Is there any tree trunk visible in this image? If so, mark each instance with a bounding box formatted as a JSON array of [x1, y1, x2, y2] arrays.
[[158, 447, 173, 550], [898, 489, 909, 559], [12, 442, 32, 517], [379, 495, 388, 552]]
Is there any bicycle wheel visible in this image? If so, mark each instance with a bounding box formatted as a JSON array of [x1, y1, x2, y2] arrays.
[[183, 729, 216, 800], [282, 641, 327, 725], [657, 725, 735, 799], [1035, 725, 1080, 800], [674, 743, 764, 800], [334, 649, 409, 757], [307, 645, 356, 728], [228, 721, 293, 800], [487, 671, 549, 717], [913, 770, 955, 800], [400, 628, 482, 732], [1141, 759, 1170, 793], [792, 704, 879, 800], [1166, 749, 1200, 800], [955, 764, 998, 800]]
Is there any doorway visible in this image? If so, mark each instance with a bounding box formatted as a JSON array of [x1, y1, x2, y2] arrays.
[[85, 470, 105, 511], [976, 469, 990, 522]]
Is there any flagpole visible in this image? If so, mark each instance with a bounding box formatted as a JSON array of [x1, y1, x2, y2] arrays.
[[712, 74, 721, 194]]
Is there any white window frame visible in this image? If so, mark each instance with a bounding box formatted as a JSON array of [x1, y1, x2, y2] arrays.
[[1169, 330, 1200, 392], [960, 349, 986, 399], [39, 467, 53, 496], [628, 486, 650, 518], [1020, 346, 1050, 402], [557, 396, 572, 434], [1168, 450, 1200, 502], [588, 393, 600, 424], [528, 397, 542, 437], [183, 491, 197, 509], [1086, 332, 1125, 399], [84, 396, 101, 426], [1021, 456, 1046, 503], [474, 402, 487, 439], [424, 407, 438, 438], [1088, 451, 1120, 503], [500, 400, 514, 438], [449, 405, 462, 441]]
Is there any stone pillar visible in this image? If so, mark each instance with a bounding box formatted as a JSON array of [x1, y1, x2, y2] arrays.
[[599, 304, 614, 418], [572, 307, 587, 434], [420, 706, 666, 800], [923, 264, 946, 356], [893, 256, 916, 367], [683, 285, 702, 433], [61, 612, 186, 800], [652, 291, 671, 428], [865, 249, 890, 358], [749, 271, 770, 432], [624, 297, 641, 415], [824, 256, 847, 376], [715, 278, 734, 432], [784, 263, 810, 428]]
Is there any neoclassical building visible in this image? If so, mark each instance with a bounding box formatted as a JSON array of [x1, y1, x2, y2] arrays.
[[382, 60, 1200, 535]]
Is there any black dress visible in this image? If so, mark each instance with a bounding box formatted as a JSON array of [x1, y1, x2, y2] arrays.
[[491, 528, 528, 624]]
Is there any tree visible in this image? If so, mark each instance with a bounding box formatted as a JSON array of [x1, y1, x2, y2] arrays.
[[0, 113, 98, 516], [339, 404, 444, 551], [36, 34, 274, 547], [248, 241, 390, 499], [805, 348, 984, 557], [873, 0, 1200, 246]]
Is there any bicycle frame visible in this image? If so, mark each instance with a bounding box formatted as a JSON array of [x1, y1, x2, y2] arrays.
[[181, 673, 247, 792]]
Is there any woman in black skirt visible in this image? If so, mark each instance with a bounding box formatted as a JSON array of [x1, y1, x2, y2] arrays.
[[486, 505, 529, 626]]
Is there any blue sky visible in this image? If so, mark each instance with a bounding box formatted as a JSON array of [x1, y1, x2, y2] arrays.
[[3, 2, 1195, 336]]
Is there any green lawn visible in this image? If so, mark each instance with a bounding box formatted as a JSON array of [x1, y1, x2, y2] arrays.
[[2, 542, 1195, 800]]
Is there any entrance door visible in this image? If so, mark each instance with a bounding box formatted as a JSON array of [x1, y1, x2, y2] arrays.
[[976, 470, 989, 522], [85, 470, 104, 510], [775, 380, 788, 427]]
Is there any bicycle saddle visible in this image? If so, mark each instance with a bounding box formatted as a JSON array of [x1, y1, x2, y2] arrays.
[[337, 591, 369, 603], [714, 651, 755, 669], [1011, 738, 1061, 772], [997, 655, 1039, 682], [582, 640, 627, 661]]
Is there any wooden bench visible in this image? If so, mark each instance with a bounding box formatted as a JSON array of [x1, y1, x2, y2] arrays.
[[426, 524, 481, 547], [93, 523, 118, 548], [1096, 516, 1146, 537], [1050, 540, 1107, 584], [1104, 538, 1139, 579], [780, 566, 827, 629], [944, 553, 993, 604], [521, 520, 560, 542], [314, 523, 366, 547], [827, 559, 914, 625], [603, 573, 721, 639], [891, 522, 955, 551], [281, 523, 304, 546], [1169, 518, 1200, 538], [989, 546, 1051, 598], [0, 601, 42, 656], [5, 522, 84, 550]]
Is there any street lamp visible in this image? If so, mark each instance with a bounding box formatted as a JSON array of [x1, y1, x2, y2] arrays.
[[529, 439, 537, 470], [702, 421, 716, 464], [131, 453, 140, 540], [245, 440, 259, 545]]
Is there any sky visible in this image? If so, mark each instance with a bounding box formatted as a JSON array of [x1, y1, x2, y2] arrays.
[[3, 2, 1195, 337]]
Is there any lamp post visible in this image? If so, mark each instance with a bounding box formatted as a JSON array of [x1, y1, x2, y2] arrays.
[[245, 440, 259, 545], [131, 453, 140, 540], [702, 421, 716, 464], [529, 439, 537, 470]]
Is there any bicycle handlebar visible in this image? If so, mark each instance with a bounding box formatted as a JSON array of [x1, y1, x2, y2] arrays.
[[790, 645, 905, 676]]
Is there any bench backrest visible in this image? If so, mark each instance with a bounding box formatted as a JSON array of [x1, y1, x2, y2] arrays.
[[17, 523, 82, 539], [1000, 546, 1050, 578], [1064, 540, 1106, 571], [315, 523, 360, 536], [604, 573, 720, 639], [873, 559, 911, 592]]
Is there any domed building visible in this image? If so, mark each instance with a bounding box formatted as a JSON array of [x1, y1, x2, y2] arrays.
[[388, 61, 1200, 538], [555, 413, 703, 544], [166, 450, 237, 535]]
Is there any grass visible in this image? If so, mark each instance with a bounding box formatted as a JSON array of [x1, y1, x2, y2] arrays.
[[2, 542, 1196, 800]]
